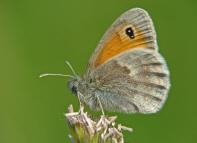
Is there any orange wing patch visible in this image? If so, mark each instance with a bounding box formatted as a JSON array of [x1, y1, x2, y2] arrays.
[[94, 24, 153, 68]]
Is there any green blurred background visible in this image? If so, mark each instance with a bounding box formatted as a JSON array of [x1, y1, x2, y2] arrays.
[[0, 0, 196, 143]]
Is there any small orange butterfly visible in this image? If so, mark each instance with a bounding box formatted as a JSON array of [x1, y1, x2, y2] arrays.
[[41, 8, 170, 114]]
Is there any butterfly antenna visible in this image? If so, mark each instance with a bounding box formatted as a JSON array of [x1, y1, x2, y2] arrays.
[[65, 60, 77, 77], [39, 73, 75, 78]]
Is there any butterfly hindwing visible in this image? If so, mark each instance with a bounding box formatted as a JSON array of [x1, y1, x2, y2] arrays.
[[89, 48, 170, 113]]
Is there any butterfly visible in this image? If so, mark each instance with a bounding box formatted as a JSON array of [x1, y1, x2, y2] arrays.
[[41, 8, 170, 114]]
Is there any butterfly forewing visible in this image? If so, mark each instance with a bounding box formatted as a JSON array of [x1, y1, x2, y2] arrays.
[[85, 8, 157, 72]]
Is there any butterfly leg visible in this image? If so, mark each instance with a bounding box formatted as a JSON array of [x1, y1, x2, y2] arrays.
[[96, 93, 105, 116], [77, 91, 84, 114]]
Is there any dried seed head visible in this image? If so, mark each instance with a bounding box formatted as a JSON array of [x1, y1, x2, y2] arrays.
[[65, 104, 133, 143]]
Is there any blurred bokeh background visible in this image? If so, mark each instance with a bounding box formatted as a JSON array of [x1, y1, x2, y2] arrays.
[[0, 0, 196, 143]]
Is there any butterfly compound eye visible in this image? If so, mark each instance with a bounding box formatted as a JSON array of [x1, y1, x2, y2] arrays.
[[72, 86, 77, 94], [125, 27, 134, 39]]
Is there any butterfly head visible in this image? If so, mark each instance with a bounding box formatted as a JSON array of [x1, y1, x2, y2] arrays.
[[68, 77, 79, 95]]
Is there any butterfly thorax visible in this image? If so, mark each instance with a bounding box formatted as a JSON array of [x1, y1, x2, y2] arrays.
[[68, 74, 106, 110], [68, 76, 100, 96]]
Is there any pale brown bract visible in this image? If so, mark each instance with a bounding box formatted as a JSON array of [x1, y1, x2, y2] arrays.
[[69, 8, 170, 113]]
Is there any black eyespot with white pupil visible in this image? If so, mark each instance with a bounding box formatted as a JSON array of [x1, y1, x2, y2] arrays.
[[125, 27, 134, 39]]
